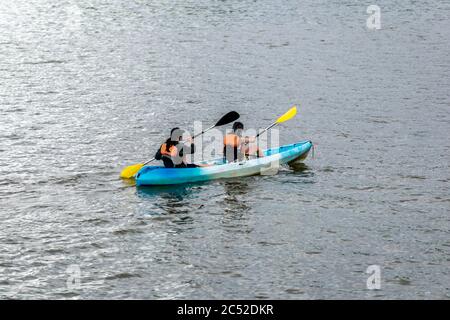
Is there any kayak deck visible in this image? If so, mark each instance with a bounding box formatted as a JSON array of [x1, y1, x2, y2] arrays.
[[135, 140, 312, 186]]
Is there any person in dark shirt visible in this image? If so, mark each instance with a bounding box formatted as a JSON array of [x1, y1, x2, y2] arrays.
[[154, 127, 199, 168]]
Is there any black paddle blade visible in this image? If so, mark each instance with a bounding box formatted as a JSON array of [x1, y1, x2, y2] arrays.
[[215, 111, 240, 127]]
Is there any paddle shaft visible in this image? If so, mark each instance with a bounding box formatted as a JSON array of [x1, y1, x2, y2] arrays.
[[255, 122, 278, 139], [193, 124, 215, 139], [254, 105, 297, 139], [142, 157, 156, 166]]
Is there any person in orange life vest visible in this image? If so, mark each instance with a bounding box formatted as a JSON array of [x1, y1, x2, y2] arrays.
[[154, 127, 199, 168], [223, 122, 263, 163]]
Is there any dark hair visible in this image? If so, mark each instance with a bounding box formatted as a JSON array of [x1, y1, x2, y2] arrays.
[[232, 122, 244, 132], [167, 127, 183, 148]]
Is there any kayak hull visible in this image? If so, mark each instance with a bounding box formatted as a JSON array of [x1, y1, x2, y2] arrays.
[[135, 140, 312, 186]]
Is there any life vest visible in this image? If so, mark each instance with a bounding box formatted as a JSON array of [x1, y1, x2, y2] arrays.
[[223, 134, 242, 162], [223, 134, 240, 147], [160, 143, 178, 158]]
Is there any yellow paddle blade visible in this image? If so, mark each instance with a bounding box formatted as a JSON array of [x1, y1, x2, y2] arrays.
[[276, 106, 297, 124], [120, 163, 144, 179]]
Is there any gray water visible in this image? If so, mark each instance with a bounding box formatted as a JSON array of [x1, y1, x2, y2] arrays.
[[1, 0, 449, 299]]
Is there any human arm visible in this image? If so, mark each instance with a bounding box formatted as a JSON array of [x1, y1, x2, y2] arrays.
[[243, 136, 256, 144], [154, 146, 162, 160]]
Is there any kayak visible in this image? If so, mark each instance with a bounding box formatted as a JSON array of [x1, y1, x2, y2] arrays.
[[135, 140, 312, 186]]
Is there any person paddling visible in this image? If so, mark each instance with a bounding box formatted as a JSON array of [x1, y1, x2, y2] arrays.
[[223, 122, 263, 163], [155, 128, 200, 168]]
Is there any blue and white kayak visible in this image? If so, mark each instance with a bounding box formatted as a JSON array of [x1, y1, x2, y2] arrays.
[[135, 140, 312, 186]]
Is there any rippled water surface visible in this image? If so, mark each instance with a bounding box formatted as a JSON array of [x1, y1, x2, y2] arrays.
[[1, 0, 449, 299]]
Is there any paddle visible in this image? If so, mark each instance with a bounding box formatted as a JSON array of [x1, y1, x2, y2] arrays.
[[120, 111, 240, 179], [255, 106, 297, 138]]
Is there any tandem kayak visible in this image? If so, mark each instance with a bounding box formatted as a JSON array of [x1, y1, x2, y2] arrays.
[[135, 140, 312, 186]]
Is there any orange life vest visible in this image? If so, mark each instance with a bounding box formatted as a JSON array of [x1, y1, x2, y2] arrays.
[[160, 143, 178, 158], [223, 134, 240, 147]]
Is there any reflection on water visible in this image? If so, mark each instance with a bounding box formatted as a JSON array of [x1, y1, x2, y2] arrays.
[[220, 179, 251, 215], [121, 178, 137, 188], [217, 180, 254, 235], [136, 184, 198, 217], [223, 179, 251, 198], [136, 184, 194, 200], [289, 162, 312, 174]]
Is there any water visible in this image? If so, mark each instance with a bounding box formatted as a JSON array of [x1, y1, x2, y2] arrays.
[[1, 0, 449, 299]]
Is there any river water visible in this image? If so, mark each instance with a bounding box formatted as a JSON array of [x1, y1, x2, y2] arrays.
[[0, 0, 449, 299]]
